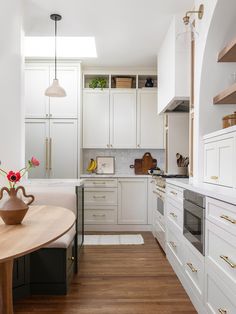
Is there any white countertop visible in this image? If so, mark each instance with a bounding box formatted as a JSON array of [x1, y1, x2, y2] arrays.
[[203, 125, 236, 140], [166, 178, 236, 206], [22, 179, 84, 187], [81, 173, 151, 178]]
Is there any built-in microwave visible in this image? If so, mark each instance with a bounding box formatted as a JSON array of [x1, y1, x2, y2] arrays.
[[183, 190, 205, 255], [153, 187, 165, 216]]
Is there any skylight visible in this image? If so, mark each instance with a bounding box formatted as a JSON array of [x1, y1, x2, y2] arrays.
[[24, 36, 97, 58]]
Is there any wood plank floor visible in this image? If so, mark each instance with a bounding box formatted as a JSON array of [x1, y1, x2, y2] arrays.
[[14, 232, 196, 314]]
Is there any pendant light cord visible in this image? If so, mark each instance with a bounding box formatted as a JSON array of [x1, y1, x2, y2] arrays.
[[55, 18, 57, 80]]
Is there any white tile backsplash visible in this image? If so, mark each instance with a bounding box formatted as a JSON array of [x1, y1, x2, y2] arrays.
[[83, 149, 165, 175]]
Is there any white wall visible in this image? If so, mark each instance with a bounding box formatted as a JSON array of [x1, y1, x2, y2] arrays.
[[194, 0, 236, 181], [0, 0, 24, 179]]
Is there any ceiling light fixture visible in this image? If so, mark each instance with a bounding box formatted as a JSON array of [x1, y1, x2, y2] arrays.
[[45, 14, 66, 97], [183, 4, 204, 26]]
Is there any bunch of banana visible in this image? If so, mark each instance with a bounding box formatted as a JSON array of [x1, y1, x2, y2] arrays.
[[87, 158, 97, 172]]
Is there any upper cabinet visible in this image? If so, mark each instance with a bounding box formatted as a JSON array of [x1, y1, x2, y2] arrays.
[[25, 66, 50, 118], [25, 63, 80, 119], [82, 73, 164, 149], [157, 15, 190, 114], [110, 89, 137, 148], [137, 90, 164, 149]]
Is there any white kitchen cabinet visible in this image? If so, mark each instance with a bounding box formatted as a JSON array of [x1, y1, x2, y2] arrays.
[[118, 178, 148, 224], [204, 133, 235, 187], [25, 119, 78, 179], [137, 90, 164, 149], [49, 67, 78, 118], [157, 15, 190, 114], [25, 63, 79, 119], [110, 90, 137, 148], [25, 119, 49, 178], [25, 67, 50, 118], [83, 90, 110, 148]]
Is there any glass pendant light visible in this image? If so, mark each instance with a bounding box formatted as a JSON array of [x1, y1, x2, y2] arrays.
[[45, 14, 66, 97]]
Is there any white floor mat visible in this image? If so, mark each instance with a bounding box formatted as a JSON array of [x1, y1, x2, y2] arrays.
[[84, 234, 144, 245]]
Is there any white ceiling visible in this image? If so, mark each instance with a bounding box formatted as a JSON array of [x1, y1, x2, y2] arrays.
[[23, 0, 193, 68]]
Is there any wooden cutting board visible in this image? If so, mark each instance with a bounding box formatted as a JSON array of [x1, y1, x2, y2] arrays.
[[132, 153, 157, 175]]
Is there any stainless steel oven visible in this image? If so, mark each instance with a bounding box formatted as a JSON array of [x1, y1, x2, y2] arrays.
[[153, 187, 165, 216], [183, 190, 205, 255]]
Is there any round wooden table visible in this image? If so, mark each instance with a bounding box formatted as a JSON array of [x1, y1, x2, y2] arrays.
[[0, 205, 75, 314]]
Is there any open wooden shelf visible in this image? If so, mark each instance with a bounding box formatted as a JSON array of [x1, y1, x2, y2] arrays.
[[218, 37, 236, 62], [213, 82, 236, 104]]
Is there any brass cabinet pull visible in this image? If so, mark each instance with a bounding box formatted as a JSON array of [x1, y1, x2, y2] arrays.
[[218, 309, 227, 314], [210, 175, 218, 180], [45, 138, 49, 171], [169, 241, 176, 249], [107, 144, 109, 148], [170, 191, 177, 195], [92, 214, 106, 217], [220, 255, 236, 268], [186, 262, 198, 273], [49, 138, 52, 170], [93, 181, 106, 185], [68, 256, 75, 261], [220, 215, 236, 224], [170, 212, 177, 218], [93, 195, 106, 199]]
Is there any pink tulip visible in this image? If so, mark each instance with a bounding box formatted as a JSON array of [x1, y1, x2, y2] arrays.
[[31, 157, 40, 167]]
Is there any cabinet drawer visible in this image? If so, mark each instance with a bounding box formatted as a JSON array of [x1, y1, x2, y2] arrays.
[[85, 207, 117, 225], [205, 271, 236, 314], [83, 179, 117, 188], [206, 220, 236, 294], [183, 241, 204, 300], [166, 185, 183, 203], [166, 198, 183, 232], [166, 227, 183, 267], [206, 197, 236, 237], [153, 211, 166, 252], [84, 188, 117, 206]]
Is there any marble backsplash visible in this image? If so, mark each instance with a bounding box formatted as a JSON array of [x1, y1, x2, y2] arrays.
[[82, 149, 165, 175]]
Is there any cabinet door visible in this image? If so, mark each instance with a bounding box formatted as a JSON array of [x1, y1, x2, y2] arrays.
[[217, 137, 234, 187], [49, 67, 78, 118], [25, 119, 49, 178], [137, 90, 164, 149], [25, 67, 50, 118], [110, 90, 137, 148], [118, 179, 148, 224], [204, 142, 218, 184], [83, 90, 110, 148], [49, 119, 78, 178]]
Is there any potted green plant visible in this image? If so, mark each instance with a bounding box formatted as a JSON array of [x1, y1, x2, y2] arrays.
[[89, 77, 107, 90]]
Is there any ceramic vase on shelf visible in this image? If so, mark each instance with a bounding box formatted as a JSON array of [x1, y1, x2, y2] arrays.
[[0, 186, 34, 225]]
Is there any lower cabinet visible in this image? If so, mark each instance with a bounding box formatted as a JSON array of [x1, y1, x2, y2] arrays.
[[118, 178, 148, 224], [13, 256, 30, 300]]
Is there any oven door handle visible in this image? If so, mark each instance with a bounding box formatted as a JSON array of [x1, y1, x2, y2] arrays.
[[153, 190, 164, 200]]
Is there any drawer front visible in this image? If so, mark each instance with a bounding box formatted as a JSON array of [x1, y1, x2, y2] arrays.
[[206, 271, 236, 314], [166, 198, 183, 232], [85, 188, 117, 206], [206, 197, 236, 237], [166, 184, 184, 203], [153, 211, 166, 252], [206, 220, 236, 293], [166, 227, 184, 267], [83, 179, 118, 188], [183, 241, 204, 299], [85, 207, 117, 224]]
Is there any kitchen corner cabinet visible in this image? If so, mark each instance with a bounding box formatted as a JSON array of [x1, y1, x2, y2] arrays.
[[110, 90, 137, 148], [25, 65, 79, 119], [118, 178, 148, 224], [137, 90, 164, 149], [83, 90, 110, 148], [25, 119, 78, 179], [203, 131, 235, 187]]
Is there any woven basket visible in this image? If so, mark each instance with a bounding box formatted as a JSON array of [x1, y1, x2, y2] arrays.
[[115, 77, 132, 88]]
